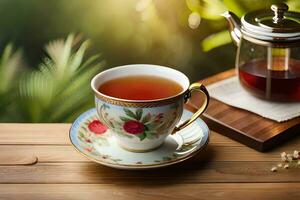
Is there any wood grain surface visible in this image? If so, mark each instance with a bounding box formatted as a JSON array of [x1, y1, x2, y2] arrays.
[[188, 69, 300, 151], [0, 123, 299, 199], [0, 183, 299, 200]]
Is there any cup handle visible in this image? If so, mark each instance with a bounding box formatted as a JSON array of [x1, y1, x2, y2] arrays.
[[171, 83, 209, 134]]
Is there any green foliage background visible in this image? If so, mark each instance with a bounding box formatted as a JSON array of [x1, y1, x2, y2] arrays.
[[0, 0, 299, 122]]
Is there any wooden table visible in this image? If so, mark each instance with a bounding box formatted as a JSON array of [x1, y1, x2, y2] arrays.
[[0, 123, 299, 199]]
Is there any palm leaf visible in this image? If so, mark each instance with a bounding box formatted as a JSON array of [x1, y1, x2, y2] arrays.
[[69, 40, 90, 73], [0, 44, 24, 122], [50, 67, 99, 121], [0, 44, 23, 94], [19, 34, 104, 122]]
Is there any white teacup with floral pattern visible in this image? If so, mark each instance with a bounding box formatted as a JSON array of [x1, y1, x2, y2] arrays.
[[91, 64, 209, 152]]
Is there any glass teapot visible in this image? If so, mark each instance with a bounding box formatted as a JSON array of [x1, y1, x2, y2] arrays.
[[223, 3, 300, 102]]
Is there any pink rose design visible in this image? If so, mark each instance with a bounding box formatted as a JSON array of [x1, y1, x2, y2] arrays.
[[123, 120, 145, 134], [85, 147, 93, 152], [88, 120, 108, 134]]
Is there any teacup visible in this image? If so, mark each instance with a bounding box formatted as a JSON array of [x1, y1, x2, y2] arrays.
[[91, 64, 209, 152]]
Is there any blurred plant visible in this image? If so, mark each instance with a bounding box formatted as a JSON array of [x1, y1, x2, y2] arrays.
[[19, 34, 103, 122], [0, 44, 24, 121], [187, 0, 300, 51], [0, 44, 23, 94]]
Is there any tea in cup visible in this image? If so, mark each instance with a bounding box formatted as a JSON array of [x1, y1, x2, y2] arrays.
[[91, 64, 209, 152]]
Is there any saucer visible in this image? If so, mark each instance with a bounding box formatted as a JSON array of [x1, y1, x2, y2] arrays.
[[69, 108, 209, 170]]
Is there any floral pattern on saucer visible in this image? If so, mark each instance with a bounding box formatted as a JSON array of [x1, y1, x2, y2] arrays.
[[77, 117, 122, 163], [70, 108, 209, 169]]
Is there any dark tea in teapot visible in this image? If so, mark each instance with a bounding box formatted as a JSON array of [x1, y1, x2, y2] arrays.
[[239, 57, 300, 101]]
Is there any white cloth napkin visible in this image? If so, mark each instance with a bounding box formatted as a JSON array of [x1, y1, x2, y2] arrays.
[[206, 76, 300, 122]]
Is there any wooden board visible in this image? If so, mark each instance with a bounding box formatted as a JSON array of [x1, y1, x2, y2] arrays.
[[187, 69, 300, 152]]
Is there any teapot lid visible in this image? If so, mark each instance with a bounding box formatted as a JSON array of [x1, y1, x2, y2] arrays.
[[242, 3, 300, 45]]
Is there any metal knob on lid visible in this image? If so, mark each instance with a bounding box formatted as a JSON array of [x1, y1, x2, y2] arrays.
[[271, 3, 288, 23], [240, 2, 300, 46]]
